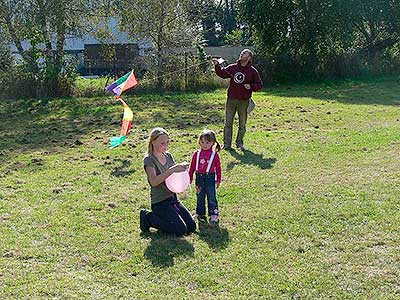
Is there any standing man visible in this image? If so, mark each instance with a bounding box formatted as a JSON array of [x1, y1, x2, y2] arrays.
[[213, 49, 263, 151]]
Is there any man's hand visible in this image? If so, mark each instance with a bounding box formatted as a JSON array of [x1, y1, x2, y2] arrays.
[[244, 84, 251, 90]]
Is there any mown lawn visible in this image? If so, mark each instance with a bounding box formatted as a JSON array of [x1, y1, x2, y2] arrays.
[[0, 76, 399, 299]]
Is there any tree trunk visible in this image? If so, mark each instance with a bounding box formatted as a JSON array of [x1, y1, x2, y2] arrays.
[[156, 0, 166, 88], [4, 14, 38, 73]]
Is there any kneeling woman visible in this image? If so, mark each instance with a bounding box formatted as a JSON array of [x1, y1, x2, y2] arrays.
[[140, 127, 196, 236]]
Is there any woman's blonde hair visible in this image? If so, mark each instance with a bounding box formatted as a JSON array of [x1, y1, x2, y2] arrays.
[[147, 127, 169, 154]]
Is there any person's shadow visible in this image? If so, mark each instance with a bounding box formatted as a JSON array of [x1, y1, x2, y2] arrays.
[[142, 232, 195, 267], [110, 159, 136, 177], [226, 149, 276, 171], [198, 223, 230, 250]]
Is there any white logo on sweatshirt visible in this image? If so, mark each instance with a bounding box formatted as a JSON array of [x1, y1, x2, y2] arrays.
[[233, 72, 245, 84]]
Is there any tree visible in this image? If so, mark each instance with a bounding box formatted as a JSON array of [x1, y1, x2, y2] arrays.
[[118, 0, 198, 87], [189, 0, 221, 46], [220, 0, 238, 39], [346, 1, 399, 59], [239, 0, 400, 80], [0, 30, 12, 72], [190, 0, 240, 46], [0, 0, 104, 97]]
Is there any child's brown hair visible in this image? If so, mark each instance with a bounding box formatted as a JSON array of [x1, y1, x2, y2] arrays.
[[198, 129, 221, 152]]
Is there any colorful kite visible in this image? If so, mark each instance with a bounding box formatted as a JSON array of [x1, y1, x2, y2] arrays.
[[105, 70, 138, 96], [109, 98, 134, 148], [105, 70, 138, 148]]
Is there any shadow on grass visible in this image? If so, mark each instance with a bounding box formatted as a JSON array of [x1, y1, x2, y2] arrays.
[[226, 149, 277, 171], [142, 231, 195, 268], [110, 159, 136, 177], [198, 222, 230, 250], [264, 76, 400, 106], [0, 94, 225, 156]]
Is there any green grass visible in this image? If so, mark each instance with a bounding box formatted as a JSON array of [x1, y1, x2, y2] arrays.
[[0, 76, 399, 299]]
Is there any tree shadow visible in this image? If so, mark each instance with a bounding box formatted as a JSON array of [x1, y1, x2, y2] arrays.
[[264, 76, 400, 106], [142, 231, 195, 268], [110, 159, 136, 177], [0, 93, 224, 158], [132, 93, 225, 129], [197, 222, 230, 250], [226, 149, 277, 171]]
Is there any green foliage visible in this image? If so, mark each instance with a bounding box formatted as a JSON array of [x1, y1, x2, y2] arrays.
[[239, 0, 400, 81], [0, 59, 79, 99], [195, 41, 210, 72], [118, 0, 199, 87], [0, 0, 100, 98], [224, 29, 244, 46], [0, 44, 12, 73], [189, 0, 240, 46], [0, 65, 37, 99], [73, 77, 109, 97]]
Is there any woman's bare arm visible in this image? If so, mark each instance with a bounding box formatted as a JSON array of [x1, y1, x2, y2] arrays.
[[145, 163, 187, 187]]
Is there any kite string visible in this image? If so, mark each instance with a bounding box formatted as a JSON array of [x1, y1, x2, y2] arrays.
[[143, 59, 213, 83], [105, 57, 216, 90]]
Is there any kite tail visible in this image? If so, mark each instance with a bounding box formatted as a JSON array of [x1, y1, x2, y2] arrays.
[[109, 135, 127, 149]]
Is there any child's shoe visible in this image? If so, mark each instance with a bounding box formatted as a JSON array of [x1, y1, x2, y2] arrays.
[[210, 215, 219, 223], [197, 215, 207, 223]]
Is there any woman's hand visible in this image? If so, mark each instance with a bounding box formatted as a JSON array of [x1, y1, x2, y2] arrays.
[[216, 182, 220, 188], [172, 162, 189, 173]]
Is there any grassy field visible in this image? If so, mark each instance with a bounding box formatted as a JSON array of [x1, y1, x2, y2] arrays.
[[0, 76, 399, 299]]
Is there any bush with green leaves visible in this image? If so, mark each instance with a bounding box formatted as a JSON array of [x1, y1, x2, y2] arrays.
[[240, 0, 400, 81]]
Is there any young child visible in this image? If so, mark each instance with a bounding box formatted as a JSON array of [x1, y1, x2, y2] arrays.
[[189, 129, 222, 223]]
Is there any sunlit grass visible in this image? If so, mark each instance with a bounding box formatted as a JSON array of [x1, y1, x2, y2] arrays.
[[0, 76, 399, 299]]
